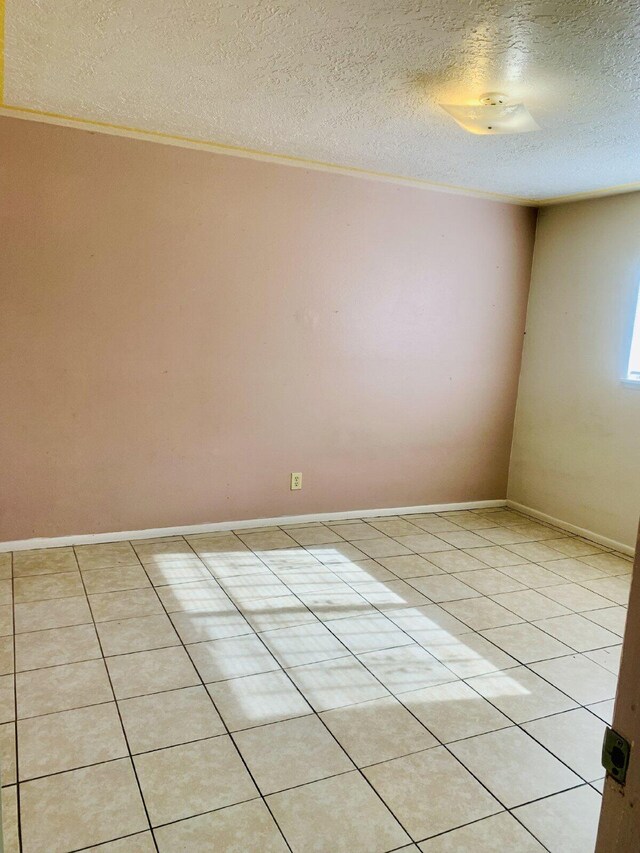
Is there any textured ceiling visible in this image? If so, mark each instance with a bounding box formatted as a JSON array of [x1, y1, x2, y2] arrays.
[[3, 0, 640, 203]]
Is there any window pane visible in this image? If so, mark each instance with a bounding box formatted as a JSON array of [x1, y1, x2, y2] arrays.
[[628, 286, 640, 380]]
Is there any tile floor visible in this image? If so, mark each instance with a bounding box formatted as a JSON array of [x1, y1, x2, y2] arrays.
[[0, 507, 631, 852]]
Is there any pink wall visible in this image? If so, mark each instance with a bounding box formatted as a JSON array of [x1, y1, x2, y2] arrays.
[[0, 117, 536, 540]]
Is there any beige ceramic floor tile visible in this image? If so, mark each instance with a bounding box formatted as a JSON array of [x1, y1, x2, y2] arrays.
[[207, 668, 311, 731], [449, 726, 581, 808], [239, 594, 318, 632], [0, 580, 12, 607], [154, 799, 288, 852], [89, 588, 163, 622], [235, 714, 353, 794], [468, 546, 530, 568], [13, 547, 77, 577], [442, 597, 523, 630], [85, 832, 156, 851], [491, 589, 569, 621], [0, 605, 13, 637], [97, 613, 180, 656], [513, 784, 602, 853], [506, 542, 567, 563], [17, 658, 112, 719], [349, 580, 430, 611], [452, 569, 526, 595], [82, 565, 151, 594], [418, 811, 545, 852], [581, 575, 631, 605], [323, 613, 414, 655], [119, 685, 225, 753], [307, 535, 370, 568], [286, 526, 346, 546], [267, 770, 410, 852], [327, 522, 381, 540], [375, 554, 444, 579], [133, 538, 196, 562], [530, 653, 619, 704], [169, 605, 251, 644], [297, 589, 375, 620], [20, 758, 148, 852], [533, 613, 621, 652], [540, 583, 614, 613], [433, 531, 492, 549], [286, 655, 389, 711], [0, 722, 16, 785], [393, 533, 458, 554], [188, 633, 279, 683], [582, 606, 627, 635], [586, 699, 614, 725], [538, 558, 605, 583], [1, 786, 19, 853], [480, 623, 574, 663], [320, 694, 437, 767], [523, 707, 605, 781], [364, 746, 501, 840], [238, 530, 298, 550], [260, 620, 350, 667], [75, 541, 139, 570], [401, 516, 462, 533], [422, 550, 488, 572], [0, 637, 14, 675], [202, 553, 270, 578], [134, 735, 257, 826], [498, 563, 566, 588], [421, 632, 518, 679], [14, 595, 92, 633], [16, 623, 101, 671], [477, 527, 531, 546], [579, 553, 633, 575], [260, 548, 323, 569], [18, 702, 127, 779], [585, 645, 622, 675], [155, 578, 232, 613], [0, 554, 10, 580], [467, 666, 578, 723], [401, 680, 511, 743], [406, 574, 480, 603], [0, 675, 15, 723], [328, 559, 397, 584], [14, 570, 83, 603], [146, 562, 213, 587], [355, 537, 414, 558], [106, 645, 200, 699], [543, 538, 605, 558], [221, 573, 291, 602], [369, 518, 425, 537], [358, 644, 456, 695], [385, 604, 472, 645]]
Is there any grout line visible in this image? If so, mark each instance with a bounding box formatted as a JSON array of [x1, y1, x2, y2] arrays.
[[5, 509, 618, 850], [139, 537, 295, 853], [71, 545, 160, 853], [9, 550, 23, 852]]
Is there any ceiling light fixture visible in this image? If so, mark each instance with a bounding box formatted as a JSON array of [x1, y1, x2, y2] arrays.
[[440, 93, 539, 135]]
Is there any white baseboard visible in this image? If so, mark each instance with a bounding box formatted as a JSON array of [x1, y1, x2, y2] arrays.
[[506, 500, 636, 557], [0, 499, 506, 553]]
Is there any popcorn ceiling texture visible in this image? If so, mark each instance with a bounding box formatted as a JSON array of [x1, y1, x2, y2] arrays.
[[4, 0, 640, 200]]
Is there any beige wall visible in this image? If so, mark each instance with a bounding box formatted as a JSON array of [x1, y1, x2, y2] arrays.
[[0, 117, 535, 541], [509, 193, 640, 549]]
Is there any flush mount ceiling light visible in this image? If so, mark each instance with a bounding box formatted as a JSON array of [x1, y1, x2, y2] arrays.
[[440, 93, 539, 135]]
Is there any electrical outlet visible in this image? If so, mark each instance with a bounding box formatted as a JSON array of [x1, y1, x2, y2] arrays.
[[290, 472, 302, 490]]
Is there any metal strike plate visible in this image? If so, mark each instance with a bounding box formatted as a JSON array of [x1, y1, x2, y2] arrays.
[[602, 726, 630, 785]]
